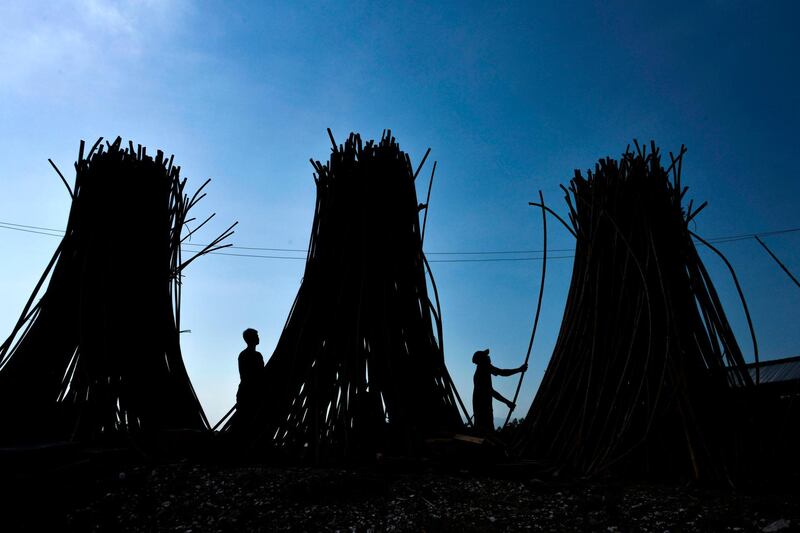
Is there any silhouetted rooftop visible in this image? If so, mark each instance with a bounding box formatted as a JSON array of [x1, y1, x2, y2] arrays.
[[728, 355, 800, 386]]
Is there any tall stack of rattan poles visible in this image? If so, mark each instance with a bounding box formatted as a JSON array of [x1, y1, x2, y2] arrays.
[[223, 131, 466, 462], [516, 142, 757, 482], [0, 137, 234, 444]]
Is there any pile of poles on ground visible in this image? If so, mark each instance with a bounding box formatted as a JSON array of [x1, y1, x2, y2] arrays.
[[222, 131, 466, 462], [515, 142, 757, 482], [0, 137, 234, 444]]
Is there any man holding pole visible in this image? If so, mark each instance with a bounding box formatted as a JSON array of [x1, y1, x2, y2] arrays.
[[472, 349, 527, 434]]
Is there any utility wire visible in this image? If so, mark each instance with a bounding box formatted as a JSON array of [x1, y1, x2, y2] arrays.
[[1, 220, 799, 263], [0, 224, 570, 262], [3, 220, 800, 252], [0, 221, 65, 233], [0, 225, 64, 238], [0, 220, 578, 254]]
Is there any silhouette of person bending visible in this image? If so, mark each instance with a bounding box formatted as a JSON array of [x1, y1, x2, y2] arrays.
[[236, 328, 264, 425], [472, 349, 527, 434]]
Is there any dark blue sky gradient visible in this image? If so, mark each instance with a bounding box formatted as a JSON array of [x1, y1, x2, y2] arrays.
[[0, 1, 798, 424]]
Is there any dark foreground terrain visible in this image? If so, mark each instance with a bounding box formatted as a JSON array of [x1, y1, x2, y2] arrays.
[[2, 456, 799, 532]]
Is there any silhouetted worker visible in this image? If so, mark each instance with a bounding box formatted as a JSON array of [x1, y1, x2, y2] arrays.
[[472, 349, 527, 434], [236, 328, 264, 428]]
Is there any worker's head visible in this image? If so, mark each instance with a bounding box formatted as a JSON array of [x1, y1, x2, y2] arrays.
[[472, 349, 490, 366], [243, 328, 259, 347]]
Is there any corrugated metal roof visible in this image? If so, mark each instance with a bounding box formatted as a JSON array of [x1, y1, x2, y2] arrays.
[[746, 356, 800, 383], [727, 355, 800, 386]]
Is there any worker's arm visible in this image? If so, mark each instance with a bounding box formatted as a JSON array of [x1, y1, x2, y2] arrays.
[[490, 363, 528, 377], [237, 355, 246, 381], [492, 389, 514, 408]]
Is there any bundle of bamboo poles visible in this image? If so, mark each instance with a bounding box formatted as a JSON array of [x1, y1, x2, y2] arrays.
[[516, 142, 756, 481], [222, 130, 466, 461], [0, 137, 235, 444]]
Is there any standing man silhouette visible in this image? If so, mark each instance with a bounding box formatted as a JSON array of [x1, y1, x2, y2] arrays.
[[236, 328, 264, 429], [472, 349, 527, 434]]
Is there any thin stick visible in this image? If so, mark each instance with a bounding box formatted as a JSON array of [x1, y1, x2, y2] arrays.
[[327, 128, 337, 150], [212, 404, 237, 431], [691, 230, 760, 384], [414, 148, 431, 180], [48, 159, 74, 198], [529, 202, 577, 238], [421, 161, 436, 245], [503, 190, 548, 428], [754, 235, 800, 290]]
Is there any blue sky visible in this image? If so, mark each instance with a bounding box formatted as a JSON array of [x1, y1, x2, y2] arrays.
[[1, 0, 798, 425]]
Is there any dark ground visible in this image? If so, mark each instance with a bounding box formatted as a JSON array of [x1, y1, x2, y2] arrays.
[[2, 456, 799, 532]]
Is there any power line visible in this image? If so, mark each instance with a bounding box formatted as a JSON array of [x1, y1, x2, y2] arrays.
[[187, 243, 582, 255], [5, 219, 800, 253], [204, 251, 305, 260], [0, 224, 564, 263], [203, 250, 575, 262], [1, 220, 799, 263], [434, 255, 573, 263], [0, 221, 65, 233], [0, 223, 63, 238], [0, 220, 577, 254]]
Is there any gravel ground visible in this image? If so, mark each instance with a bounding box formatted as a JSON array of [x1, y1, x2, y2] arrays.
[[5, 461, 796, 532]]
